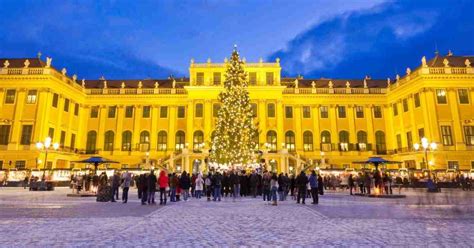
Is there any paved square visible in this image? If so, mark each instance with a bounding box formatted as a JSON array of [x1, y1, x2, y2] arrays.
[[0, 187, 473, 247]]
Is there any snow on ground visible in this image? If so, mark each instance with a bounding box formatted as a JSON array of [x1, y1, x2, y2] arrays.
[[0, 187, 473, 247]]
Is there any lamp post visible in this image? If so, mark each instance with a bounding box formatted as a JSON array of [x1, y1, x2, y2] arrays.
[[145, 151, 150, 170], [414, 137, 437, 177], [36, 137, 59, 177]]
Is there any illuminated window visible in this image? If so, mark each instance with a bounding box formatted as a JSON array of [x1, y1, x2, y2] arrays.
[[448, 161, 459, 170], [355, 106, 364, 118], [320, 106, 328, 118], [0, 125, 10, 145], [436, 89, 447, 104], [321, 131, 331, 152], [441, 125, 453, 146], [5, 89, 16, 104], [373, 106, 382, 118], [121, 131, 132, 151], [285, 131, 295, 152], [193, 131, 204, 152], [175, 131, 185, 151], [463, 126, 474, 146], [266, 131, 277, 152], [26, 90, 37, 104], [104, 131, 114, 151], [357, 131, 367, 151], [15, 161, 26, 170], [157, 131, 167, 151], [458, 89, 469, 104], [303, 131, 313, 151], [140, 131, 150, 151], [303, 106, 311, 118], [339, 131, 349, 151]]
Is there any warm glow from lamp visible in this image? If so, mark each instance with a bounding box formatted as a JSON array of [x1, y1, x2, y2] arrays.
[[36, 142, 44, 150], [45, 137, 52, 148], [413, 143, 420, 150], [53, 143, 59, 150], [430, 142, 437, 150]]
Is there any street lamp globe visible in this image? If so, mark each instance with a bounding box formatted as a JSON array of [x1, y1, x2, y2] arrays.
[[413, 143, 420, 151], [36, 142, 44, 150], [53, 143, 59, 150], [45, 137, 52, 148], [430, 142, 437, 150]]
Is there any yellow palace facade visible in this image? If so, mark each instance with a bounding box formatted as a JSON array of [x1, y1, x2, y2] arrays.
[[0, 52, 473, 175]]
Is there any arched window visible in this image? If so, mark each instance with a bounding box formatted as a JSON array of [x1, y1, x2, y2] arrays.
[[266, 131, 277, 152], [285, 131, 295, 152], [157, 131, 167, 151], [320, 131, 331, 152], [321, 131, 331, 143], [193, 130, 204, 151], [175, 131, 185, 151], [375, 131, 386, 154], [339, 131, 349, 151], [104, 131, 114, 151], [252, 132, 259, 150], [303, 131, 313, 151], [122, 131, 132, 151], [139, 131, 150, 151], [86, 131, 97, 154], [357, 131, 367, 151]]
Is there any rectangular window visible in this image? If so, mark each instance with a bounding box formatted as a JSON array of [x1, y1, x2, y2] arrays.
[[249, 72, 257, 85], [160, 106, 168, 118], [436, 89, 447, 104], [458, 89, 469, 104], [74, 103, 79, 116], [302, 106, 311, 118], [0, 161, 3, 170], [338, 106, 346, 118], [373, 106, 382, 118], [52, 93, 59, 107], [70, 133, 76, 150], [125, 106, 134, 118], [418, 128, 425, 140], [414, 93, 420, 108], [441, 125, 453, 146], [143, 106, 151, 118], [406, 131, 413, 150], [285, 106, 293, 118], [15, 161, 26, 170], [26, 90, 37, 104], [403, 98, 408, 112], [213, 72, 221, 85], [20, 125, 33, 145], [177, 106, 185, 118], [195, 103, 203, 118], [396, 134, 402, 150], [0, 125, 11, 145], [355, 106, 364, 118], [90, 106, 99, 118], [251, 103, 257, 117], [64, 98, 70, 112], [48, 128, 54, 139], [472, 161, 474, 170], [213, 103, 220, 117], [267, 103, 275, 118], [266, 72, 274, 85], [108, 106, 116, 118], [448, 161, 459, 170], [60, 131, 66, 147], [5, 89, 16, 104], [320, 106, 328, 118], [393, 103, 398, 116], [464, 126, 474, 146], [196, 72, 204, 85]]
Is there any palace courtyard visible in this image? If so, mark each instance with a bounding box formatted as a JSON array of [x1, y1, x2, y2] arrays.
[[0, 187, 473, 247]]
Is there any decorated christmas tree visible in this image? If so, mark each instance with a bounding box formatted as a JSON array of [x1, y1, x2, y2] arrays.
[[210, 47, 258, 169]]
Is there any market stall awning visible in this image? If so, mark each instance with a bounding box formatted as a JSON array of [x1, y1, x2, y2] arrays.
[[352, 156, 401, 164], [74, 156, 119, 164]]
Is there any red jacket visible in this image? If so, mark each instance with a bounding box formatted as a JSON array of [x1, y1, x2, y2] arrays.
[[158, 171, 169, 188]]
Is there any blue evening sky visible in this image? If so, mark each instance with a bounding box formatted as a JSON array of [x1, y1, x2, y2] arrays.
[[0, 0, 473, 80]]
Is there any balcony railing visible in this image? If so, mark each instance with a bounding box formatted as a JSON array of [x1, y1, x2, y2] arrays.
[[283, 87, 387, 95]]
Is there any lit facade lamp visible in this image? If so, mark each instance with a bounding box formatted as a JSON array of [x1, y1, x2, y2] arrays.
[[413, 137, 437, 173], [36, 137, 59, 175]]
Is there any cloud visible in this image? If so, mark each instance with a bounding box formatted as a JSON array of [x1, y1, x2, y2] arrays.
[[268, 2, 443, 76]]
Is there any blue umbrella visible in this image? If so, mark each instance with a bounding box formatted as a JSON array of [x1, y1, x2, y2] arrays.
[[74, 156, 119, 175], [353, 156, 401, 171]]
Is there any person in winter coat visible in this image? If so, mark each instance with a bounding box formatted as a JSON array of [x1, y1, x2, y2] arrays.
[[318, 174, 324, 195], [309, 170, 319, 204], [348, 174, 355, 195], [140, 174, 149, 205], [249, 172, 258, 198], [169, 173, 178, 202], [180, 171, 191, 201], [229, 170, 240, 201], [212, 172, 223, 201], [121, 171, 132, 203], [158, 171, 169, 205], [147, 170, 157, 204], [205, 173, 212, 201], [262, 171, 272, 202], [364, 172, 372, 195], [111, 172, 121, 202], [195, 174, 204, 199], [296, 171, 309, 204], [270, 173, 279, 206]]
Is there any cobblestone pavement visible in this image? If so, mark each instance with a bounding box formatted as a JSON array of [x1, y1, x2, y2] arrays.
[[0, 187, 473, 247]]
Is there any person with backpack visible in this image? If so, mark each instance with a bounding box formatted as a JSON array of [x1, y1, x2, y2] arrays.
[[158, 170, 169, 205]]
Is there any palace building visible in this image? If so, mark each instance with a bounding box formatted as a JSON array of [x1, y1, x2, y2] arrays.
[[0, 52, 473, 177]]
